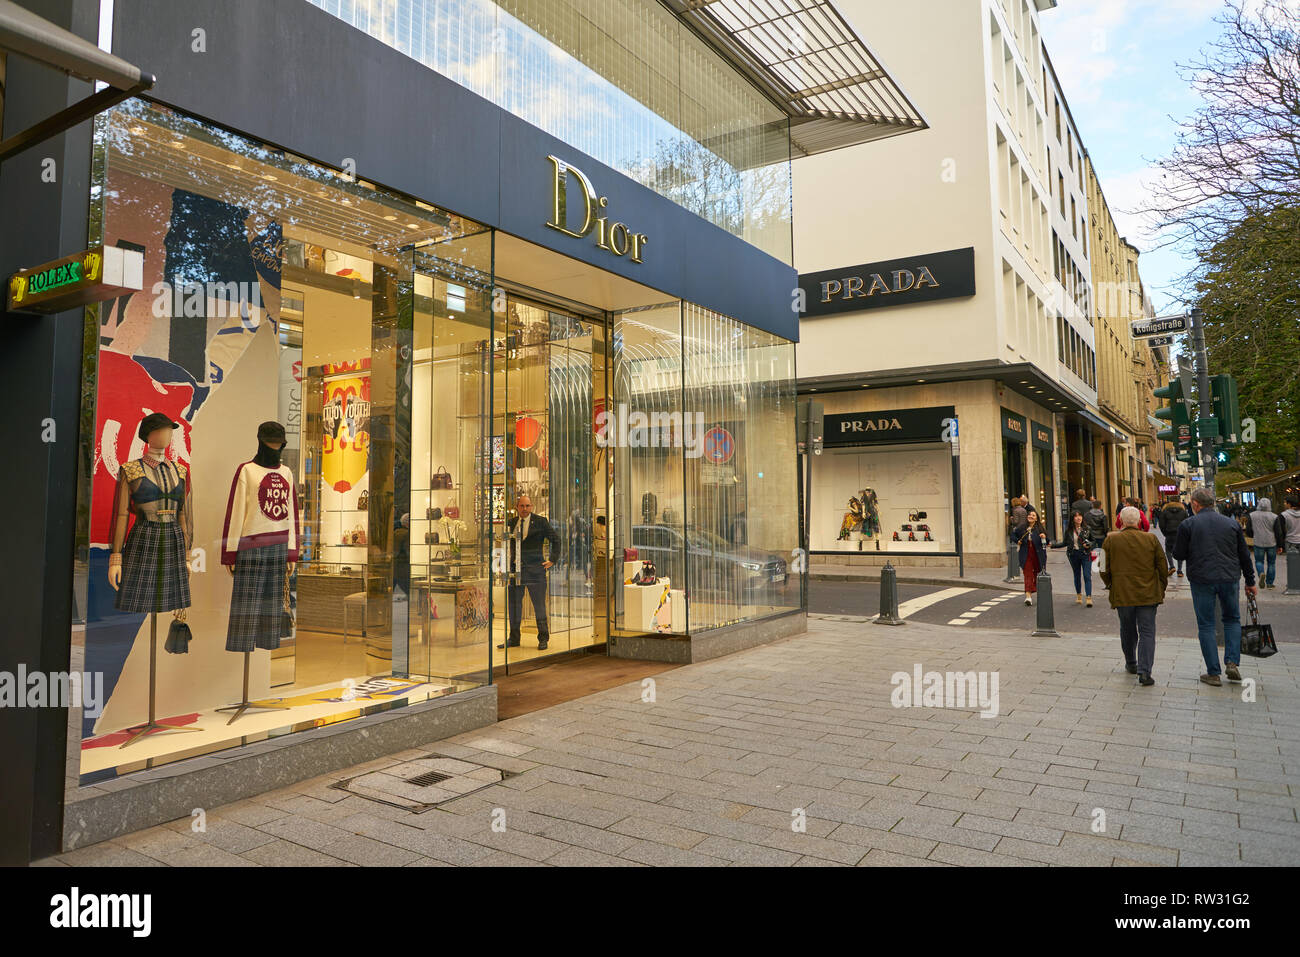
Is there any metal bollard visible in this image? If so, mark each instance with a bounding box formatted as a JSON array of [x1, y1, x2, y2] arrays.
[[1031, 571, 1060, 637], [874, 561, 905, 626], [1004, 541, 1020, 583], [1286, 548, 1300, 596]]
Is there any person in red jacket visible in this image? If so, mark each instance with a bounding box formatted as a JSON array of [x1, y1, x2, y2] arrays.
[[1115, 497, 1150, 532]]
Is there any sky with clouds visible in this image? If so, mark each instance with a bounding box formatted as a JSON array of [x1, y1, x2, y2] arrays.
[[1039, 0, 1231, 313]]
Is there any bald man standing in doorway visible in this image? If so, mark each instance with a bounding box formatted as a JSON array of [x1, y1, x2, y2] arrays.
[[499, 495, 562, 651]]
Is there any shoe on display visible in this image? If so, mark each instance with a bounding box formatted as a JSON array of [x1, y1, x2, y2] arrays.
[[1138, 674, 1154, 686], [1200, 673, 1222, 687], [1225, 662, 1241, 682]]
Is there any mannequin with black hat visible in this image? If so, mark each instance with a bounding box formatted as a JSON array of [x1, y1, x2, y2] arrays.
[[217, 421, 300, 723], [106, 412, 203, 746]]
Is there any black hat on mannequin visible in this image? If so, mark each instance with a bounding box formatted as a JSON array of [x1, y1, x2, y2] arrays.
[[138, 412, 180, 442], [257, 421, 287, 445]]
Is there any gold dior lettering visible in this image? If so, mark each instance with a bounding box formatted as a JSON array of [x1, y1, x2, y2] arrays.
[[820, 266, 940, 303], [546, 155, 648, 264]]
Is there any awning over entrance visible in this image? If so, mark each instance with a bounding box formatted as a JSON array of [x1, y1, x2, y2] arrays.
[[1074, 408, 1129, 445], [0, 0, 154, 161], [1227, 466, 1300, 494], [660, 0, 928, 157]]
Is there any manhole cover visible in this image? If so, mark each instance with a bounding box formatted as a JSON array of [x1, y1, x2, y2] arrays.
[[331, 756, 506, 813]]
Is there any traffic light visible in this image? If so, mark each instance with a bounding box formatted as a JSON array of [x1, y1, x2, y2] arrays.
[[1211, 374, 1240, 447], [1153, 377, 1190, 443], [1216, 448, 1236, 466]]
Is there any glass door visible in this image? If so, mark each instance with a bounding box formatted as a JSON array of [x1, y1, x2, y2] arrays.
[[404, 230, 494, 688], [494, 294, 600, 669]]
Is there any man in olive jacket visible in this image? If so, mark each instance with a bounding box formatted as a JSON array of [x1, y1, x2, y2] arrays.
[[1100, 506, 1169, 686]]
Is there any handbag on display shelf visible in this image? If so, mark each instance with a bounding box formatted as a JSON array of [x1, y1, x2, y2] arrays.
[[357, 489, 369, 511], [433, 466, 453, 489], [444, 499, 460, 519], [425, 531, 440, 544], [428, 506, 442, 521], [632, 559, 658, 585], [623, 547, 638, 562], [1241, 595, 1278, 658]]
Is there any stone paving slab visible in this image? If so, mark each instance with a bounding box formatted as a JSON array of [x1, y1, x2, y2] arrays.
[[35, 617, 1300, 867]]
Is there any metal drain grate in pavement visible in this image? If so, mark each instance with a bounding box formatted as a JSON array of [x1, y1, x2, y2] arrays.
[[331, 756, 506, 813], [405, 769, 452, 787]]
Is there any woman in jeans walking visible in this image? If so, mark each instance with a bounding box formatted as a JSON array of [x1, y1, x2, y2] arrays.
[[1060, 509, 1095, 606], [1017, 507, 1049, 606]]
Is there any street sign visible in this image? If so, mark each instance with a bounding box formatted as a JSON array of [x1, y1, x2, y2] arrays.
[[703, 426, 735, 464], [1146, 335, 1174, 348], [1131, 315, 1190, 339]]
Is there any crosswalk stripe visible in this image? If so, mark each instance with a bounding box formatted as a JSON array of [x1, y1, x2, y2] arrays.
[[894, 587, 975, 619]]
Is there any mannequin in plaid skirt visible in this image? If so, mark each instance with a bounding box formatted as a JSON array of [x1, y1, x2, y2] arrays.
[[222, 421, 300, 652], [108, 413, 193, 614]]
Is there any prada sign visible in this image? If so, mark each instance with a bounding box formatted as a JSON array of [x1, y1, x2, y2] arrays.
[[545, 155, 648, 264], [1001, 409, 1028, 443], [798, 247, 976, 318], [824, 406, 954, 447], [1030, 419, 1053, 451]]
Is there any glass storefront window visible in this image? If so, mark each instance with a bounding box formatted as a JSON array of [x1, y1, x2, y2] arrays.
[[812, 443, 957, 554], [76, 99, 489, 781], [306, 0, 793, 263]]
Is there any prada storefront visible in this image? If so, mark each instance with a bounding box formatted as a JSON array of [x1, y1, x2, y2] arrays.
[[811, 406, 959, 554], [0, 0, 811, 855]]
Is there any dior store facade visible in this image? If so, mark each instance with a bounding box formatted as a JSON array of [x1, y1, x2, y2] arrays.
[[0, 0, 830, 863]]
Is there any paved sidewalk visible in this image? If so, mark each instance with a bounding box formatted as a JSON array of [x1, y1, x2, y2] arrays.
[[812, 561, 1021, 591], [36, 618, 1300, 867]]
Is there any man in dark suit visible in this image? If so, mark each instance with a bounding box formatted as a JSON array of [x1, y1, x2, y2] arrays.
[[499, 495, 562, 651]]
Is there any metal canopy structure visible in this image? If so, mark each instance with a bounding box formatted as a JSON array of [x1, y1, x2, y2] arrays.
[[0, 0, 154, 161], [661, 0, 927, 157]]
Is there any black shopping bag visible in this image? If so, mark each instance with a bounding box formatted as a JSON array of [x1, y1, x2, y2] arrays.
[[1241, 594, 1278, 658]]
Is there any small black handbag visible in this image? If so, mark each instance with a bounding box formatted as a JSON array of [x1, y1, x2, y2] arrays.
[[1241, 595, 1278, 658], [164, 610, 192, 654]]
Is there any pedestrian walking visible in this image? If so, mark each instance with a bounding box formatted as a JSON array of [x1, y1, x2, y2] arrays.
[[1016, 506, 1048, 606], [1281, 494, 1300, 555], [1071, 488, 1093, 518], [1115, 496, 1150, 531], [1157, 498, 1188, 577], [1173, 487, 1257, 687], [1100, 506, 1169, 686], [1248, 498, 1280, 588], [1007, 495, 1027, 542], [1058, 509, 1095, 606]]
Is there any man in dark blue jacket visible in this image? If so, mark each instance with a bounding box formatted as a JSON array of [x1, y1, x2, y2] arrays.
[[498, 495, 562, 652], [1173, 487, 1257, 686]]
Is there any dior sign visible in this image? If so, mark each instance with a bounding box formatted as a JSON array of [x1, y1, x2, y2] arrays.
[[545, 156, 648, 264]]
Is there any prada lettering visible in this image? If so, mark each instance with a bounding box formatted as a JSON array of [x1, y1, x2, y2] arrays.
[[1005, 418, 1023, 433], [821, 267, 939, 303], [545, 155, 648, 264], [841, 417, 903, 434], [798, 247, 976, 318]]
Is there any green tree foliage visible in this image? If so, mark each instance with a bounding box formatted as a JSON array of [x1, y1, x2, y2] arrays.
[[1194, 204, 1299, 476]]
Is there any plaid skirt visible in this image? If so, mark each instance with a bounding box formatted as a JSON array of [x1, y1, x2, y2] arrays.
[[226, 543, 290, 652], [116, 520, 191, 613]]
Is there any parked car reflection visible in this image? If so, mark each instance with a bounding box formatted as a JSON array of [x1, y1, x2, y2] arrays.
[[630, 523, 788, 603]]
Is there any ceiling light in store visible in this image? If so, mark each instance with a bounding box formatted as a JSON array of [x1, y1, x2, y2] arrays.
[[263, 173, 278, 181], [341, 198, 352, 205], [130, 126, 147, 135], [406, 222, 420, 229], [169, 140, 186, 149], [384, 214, 397, 221]]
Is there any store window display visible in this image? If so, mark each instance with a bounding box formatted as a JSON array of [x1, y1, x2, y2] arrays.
[[76, 99, 487, 781]]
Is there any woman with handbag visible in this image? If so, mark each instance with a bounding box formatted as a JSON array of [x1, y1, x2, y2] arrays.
[[1063, 509, 1095, 607], [1017, 506, 1049, 606]]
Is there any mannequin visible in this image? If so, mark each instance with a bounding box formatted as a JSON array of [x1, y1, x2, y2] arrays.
[[108, 412, 193, 608], [218, 421, 299, 723], [107, 412, 201, 746]]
